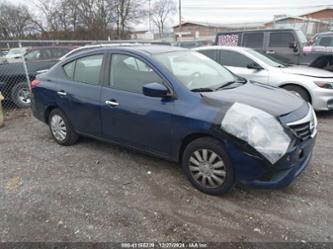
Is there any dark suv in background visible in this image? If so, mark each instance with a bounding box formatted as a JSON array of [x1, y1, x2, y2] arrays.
[[215, 29, 333, 71], [0, 46, 74, 108]]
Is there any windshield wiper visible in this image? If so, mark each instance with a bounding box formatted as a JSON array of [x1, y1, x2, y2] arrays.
[[216, 78, 247, 90], [191, 87, 214, 92]]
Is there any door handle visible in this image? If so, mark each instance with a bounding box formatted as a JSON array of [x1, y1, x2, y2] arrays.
[[266, 50, 275, 54], [57, 90, 67, 96], [105, 100, 119, 107]]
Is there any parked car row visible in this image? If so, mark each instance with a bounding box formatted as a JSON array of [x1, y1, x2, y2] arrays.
[[31, 44, 318, 195], [215, 28, 333, 72], [194, 46, 333, 111]]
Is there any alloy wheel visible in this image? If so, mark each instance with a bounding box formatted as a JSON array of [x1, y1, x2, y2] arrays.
[[50, 114, 67, 142]]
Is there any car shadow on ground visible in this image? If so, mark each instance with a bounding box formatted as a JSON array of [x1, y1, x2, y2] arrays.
[[77, 136, 292, 200]]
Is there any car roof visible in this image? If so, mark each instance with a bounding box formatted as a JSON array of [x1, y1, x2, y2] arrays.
[[62, 44, 186, 60], [123, 45, 186, 55], [216, 28, 300, 34], [28, 46, 75, 50], [318, 32, 333, 37], [193, 45, 251, 52]]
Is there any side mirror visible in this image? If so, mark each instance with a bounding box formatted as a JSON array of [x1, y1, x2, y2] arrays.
[[247, 63, 262, 71], [143, 83, 171, 98]]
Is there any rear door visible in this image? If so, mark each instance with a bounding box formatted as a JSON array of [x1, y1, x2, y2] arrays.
[[219, 50, 269, 83], [266, 31, 299, 64], [55, 53, 105, 137]]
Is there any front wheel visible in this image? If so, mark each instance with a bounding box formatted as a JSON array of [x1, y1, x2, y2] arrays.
[[182, 137, 235, 195]]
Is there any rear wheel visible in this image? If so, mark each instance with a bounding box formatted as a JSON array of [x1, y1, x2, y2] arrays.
[[282, 85, 310, 103], [11, 82, 31, 108], [182, 137, 234, 195], [48, 109, 79, 146]]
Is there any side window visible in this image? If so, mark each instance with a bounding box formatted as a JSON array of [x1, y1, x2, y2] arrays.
[[318, 37, 332, 47], [25, 50, 41, 61], [39, 49, 52, 60], [220, 50, 255, 67], [74, 54, 103, 85], [198, 50, 219, 62], [243, 33, 264, 48], [269, 32, 295, 48], [63, 61, 75, 80], [110, 54, 163, 94], [51, 48, 71, 58]]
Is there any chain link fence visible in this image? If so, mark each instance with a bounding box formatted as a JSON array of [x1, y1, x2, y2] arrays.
[[0, 39, 167, 121]]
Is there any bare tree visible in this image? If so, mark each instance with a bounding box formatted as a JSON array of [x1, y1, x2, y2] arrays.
[[151, 0, 175, 38], [0, 0, 148, 40], [0, 3, 36, 39], [112, 0, 147, 39]]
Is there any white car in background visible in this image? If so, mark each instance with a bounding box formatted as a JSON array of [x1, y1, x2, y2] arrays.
[[194, 46, 333, 111], [2, 47, 28, 63]]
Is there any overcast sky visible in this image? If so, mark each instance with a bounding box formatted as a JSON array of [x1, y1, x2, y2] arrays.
[[9, 0, 333, 29]]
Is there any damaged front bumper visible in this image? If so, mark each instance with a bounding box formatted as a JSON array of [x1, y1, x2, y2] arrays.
[[226, 134, 316, 189]]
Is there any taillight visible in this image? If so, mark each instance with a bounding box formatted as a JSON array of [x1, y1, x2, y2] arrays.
[[31, 79, 41, 89]]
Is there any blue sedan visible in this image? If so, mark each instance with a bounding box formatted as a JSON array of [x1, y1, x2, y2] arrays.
[[31, 45, 317, 195]]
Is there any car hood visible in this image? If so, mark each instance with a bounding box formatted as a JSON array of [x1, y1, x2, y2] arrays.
[[279, 65, 333, 78], [201, 81, 305, 117]]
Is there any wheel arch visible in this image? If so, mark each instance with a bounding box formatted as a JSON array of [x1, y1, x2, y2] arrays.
[[279, 83, 312, 103], [178, 133, 224, 163], [44, 105, 60, 124]]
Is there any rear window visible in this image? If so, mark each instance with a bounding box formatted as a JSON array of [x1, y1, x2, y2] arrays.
[[63, 54, 103, 84], [243, 33, 264, 48], [74, 54, 103, 85], [269, 32, 295, 47]]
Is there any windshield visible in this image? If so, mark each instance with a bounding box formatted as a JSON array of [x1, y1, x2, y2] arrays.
[[245, 49, 287, 68], [153, 51, 237, 91]]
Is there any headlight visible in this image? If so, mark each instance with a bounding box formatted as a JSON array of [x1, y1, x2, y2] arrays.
[[314, 81, 333, 89], [221, 103, 291, 164]]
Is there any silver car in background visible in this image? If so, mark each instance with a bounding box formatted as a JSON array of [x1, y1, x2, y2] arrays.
[[194, 46, 333, 111]]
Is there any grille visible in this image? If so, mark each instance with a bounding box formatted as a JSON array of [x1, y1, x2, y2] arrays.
[[289, 122, 312, 141]]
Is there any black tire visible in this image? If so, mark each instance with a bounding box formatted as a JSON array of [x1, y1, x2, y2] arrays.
[[182, 137, 235, 195], [11, 82, 31, 108], [282, 85, 310, 102], [48, 108, 79, 146]]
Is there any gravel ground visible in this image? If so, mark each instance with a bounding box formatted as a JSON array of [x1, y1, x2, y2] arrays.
[[0, 110, 332, 242]]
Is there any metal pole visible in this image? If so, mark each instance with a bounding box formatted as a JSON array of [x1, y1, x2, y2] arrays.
[[19, 41, 31, 92], [179, 0, 182, 41], [148, 0, 151, 32]]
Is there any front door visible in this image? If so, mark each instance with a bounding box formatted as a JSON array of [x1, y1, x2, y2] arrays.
[[100, 53, 175, 157], [219, 50, 269, 83]]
